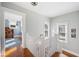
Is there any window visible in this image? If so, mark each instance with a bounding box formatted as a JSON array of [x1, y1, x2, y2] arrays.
[[57, 23, 67, 43]]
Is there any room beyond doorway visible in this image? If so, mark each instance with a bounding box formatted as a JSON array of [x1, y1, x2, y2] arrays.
[[4, 11, 23, 57]]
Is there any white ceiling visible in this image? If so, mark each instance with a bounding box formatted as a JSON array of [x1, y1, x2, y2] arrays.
[[12, 2, 79, 18]]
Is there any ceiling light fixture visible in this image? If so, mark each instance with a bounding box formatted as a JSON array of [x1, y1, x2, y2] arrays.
[[31, 2, 38, 6]]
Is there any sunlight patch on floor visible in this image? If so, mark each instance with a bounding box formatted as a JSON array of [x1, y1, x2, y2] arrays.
[[5, 47, 17, 56]]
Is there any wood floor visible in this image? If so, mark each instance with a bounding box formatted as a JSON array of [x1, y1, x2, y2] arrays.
[[5, 46, 34, 57], [51, 51, 60, 57], [5, 46, 23, 57], [62, 50, 77, 57], [51, 50, 77, 57], [5, 46, 77, 57], [23, 48, 34, 57]]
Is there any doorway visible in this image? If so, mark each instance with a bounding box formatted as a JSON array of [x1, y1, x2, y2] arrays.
[[3, 7, 26, 57]]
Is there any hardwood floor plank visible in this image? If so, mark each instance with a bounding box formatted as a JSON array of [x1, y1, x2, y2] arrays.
[[62, 50, 77, 57], [5, 46, 34, 57], [23, 48, 34, 57], [51, 51, 60, 57]]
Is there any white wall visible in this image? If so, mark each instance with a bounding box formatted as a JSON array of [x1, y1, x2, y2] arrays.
[[0, 2, 2, 56], [50, 11, 79, 54], [0, 2, 5, 56], [1, 2, 50, 56], [0, 2, 1, 44], [25, 11, 50, 56]]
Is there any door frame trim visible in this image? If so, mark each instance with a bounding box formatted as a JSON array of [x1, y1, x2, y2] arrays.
[[2, 7, 26, 56]]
